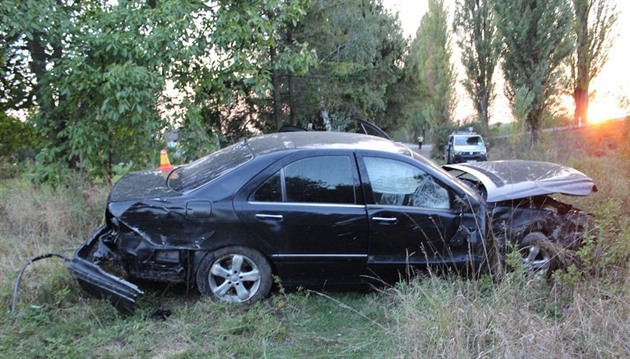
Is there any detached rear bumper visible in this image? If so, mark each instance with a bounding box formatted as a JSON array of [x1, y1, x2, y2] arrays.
[[68, 225, 143, 312]]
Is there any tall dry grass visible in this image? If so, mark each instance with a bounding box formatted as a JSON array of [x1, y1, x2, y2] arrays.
[[392, 119, 630, 358], [1, 120, 628, 357], [389, 272, 630, 358], [0, 180, 108, 297]]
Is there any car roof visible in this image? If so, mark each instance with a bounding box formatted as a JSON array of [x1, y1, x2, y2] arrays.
[[245, 131, 412, 156]]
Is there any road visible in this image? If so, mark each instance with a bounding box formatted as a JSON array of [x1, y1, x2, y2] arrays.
[[403, 143, 433, 158]]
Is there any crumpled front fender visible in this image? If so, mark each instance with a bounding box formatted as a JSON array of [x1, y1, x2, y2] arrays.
[[68, 225, 144, 312]]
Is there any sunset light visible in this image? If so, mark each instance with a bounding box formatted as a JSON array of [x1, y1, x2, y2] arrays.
[[587, 97, 628, 124], [385, 0, 630, 127]]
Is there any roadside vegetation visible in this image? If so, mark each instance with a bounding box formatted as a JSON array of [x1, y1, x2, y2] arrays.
[[1, 120, 628, 358], [1, 0, 626, 357]]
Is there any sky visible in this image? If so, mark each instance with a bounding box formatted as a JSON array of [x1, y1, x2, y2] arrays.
[[383, 0, 630, 124]]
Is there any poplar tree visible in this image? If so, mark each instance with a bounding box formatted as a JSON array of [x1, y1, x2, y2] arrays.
[[454, 0, 500, 136], [570, 0, 618, 125], [494, 0, 574, 146], [407, 0, 456, 148]]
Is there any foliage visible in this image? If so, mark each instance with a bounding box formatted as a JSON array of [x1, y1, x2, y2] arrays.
[[453, 0, 501, 136], [406, 0, 456, 150], [0, 0, 313, 183], [0, 112, 40, 161], [1, 123, 630, 357], [494, 0, 575, 146], [187, 0, 315, 146], [568, 0, 618, 125], [271, 0, 407, 133]]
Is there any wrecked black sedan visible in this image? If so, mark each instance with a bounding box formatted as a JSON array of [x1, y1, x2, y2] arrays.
[[69, 132, 596, 311], [444, 161, 597, 277]]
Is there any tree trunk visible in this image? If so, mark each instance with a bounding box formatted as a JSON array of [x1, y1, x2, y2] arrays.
[[528, 117, 540, 148], [288, 74, 297, 126], [106, 132, 114, 186], [477, 89, 490, 136], [320, 99, 332, 131], [574, 0, 590, 126], [530, 128, 539, 149], [27, 34, 76, 169], [574, 86, 589, 126], [270, 46, 283, 130]]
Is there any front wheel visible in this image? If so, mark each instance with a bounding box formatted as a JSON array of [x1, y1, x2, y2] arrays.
[[518, 232, 557, 280], [196, 246, 272, 303]]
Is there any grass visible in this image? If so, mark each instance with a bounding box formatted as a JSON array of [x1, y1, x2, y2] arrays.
[[1, 119, 629, 358]]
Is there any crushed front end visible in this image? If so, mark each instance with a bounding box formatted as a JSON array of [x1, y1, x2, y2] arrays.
[[490, 195, 596, 250]]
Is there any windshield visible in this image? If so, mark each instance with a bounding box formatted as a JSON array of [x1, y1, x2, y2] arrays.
[[410, 151, 482, 201], [454, 135, 484, 146], [168, 142, 253, 192]]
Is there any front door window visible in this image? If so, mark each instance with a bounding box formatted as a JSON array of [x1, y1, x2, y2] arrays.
[[363, 157, 450, 209]]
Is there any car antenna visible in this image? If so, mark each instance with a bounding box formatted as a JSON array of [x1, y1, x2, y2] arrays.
[[242, 136, 256, 158]]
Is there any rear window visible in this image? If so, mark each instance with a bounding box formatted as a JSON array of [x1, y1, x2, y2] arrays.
[[168, 143, 253, 191], [251, 155, 356, 204]]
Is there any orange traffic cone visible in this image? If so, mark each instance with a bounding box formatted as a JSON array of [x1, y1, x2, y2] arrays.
[[158, 148, 173, 174]]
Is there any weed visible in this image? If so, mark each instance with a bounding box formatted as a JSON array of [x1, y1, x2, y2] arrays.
[[1, 123, 629, 358]]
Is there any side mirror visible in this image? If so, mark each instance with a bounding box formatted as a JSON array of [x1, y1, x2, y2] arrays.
[[453, 195, 470, 214]]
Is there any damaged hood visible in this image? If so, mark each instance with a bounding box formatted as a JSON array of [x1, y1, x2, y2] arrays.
[[445, 160, 597, 202]]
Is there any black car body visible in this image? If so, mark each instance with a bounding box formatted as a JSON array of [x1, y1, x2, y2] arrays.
[[69, 132, 596, 311]]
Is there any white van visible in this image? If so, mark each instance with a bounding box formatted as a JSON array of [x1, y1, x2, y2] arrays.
[[444, 131, 487, 164]]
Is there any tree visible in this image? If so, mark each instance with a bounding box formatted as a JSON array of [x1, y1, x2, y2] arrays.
[[188, 0, 313, 145], [406, 0, 456, 149], [1, 0, 77, 177], [0, 112, 40, 159], [0, 0, 312, 182], [0, 0, 208, 182], [570, 0, 618, 126], [274, 0, 406, 132], [494, 0, 574, 145], [453, 0, 500, 136]]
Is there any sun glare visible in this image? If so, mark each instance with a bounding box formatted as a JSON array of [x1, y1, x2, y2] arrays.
[[588, 98, 627, 124]]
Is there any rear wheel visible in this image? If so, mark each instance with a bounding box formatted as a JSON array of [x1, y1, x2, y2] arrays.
[[196, 246, 272, 303]]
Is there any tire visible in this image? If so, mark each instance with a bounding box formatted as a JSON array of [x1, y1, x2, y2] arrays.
[[196, 246, 272, 303], [518, 232, 557, 280]]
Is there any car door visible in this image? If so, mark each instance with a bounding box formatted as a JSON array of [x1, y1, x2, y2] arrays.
[[358, 155, 474, 281], [235, 152, 369, 288]]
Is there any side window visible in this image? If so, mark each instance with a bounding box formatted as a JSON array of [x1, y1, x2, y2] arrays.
[[251, 171, 282, 202], [285, 156, 355, 204], [251, 156, 355, 204], [364, 157, 451, 209]]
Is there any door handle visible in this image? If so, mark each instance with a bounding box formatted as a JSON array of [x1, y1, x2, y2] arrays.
[[372, 216, 397, 223], [255, 213, 284, 220]]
